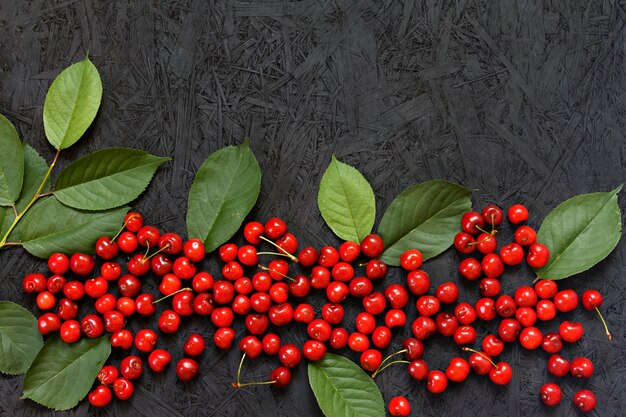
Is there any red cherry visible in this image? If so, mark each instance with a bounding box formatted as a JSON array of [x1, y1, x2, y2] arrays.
[[385, 309, 406, 328], [454, 303, 476, 325], [507, 204, 528, 224], [475, 298, 497, 321], [400, 249, 422, 270], [527, 243, 550, 268], [363, 292, 387, 315], [239, 335, 263, 358], [264, 217, 287, 239], [262, 333, 281, 356], [297, 247, 318, 267], [127, 254, 150, 277], [365, 259, 388, 279], [482, 204, 504, 226], [113, 377, 134, 400], [81, 314, 104, 338], [541, 332, 563, 354], [488, 362, 512, 385], [159, 310, 181, 333], [461, 211, 485, 234], [519, 327, 542, 350], [401, 337, 424, 360], [46, 275, 66, 293], [547, 354, 570, 377], [446, 357, 470, 382], [534, 279, 558, 299], [482, 253, 504, 278], [426, 370, 448, 394], [435, 282, 458, 304], [482, 334, 504, 357], [176, 358, 199, 381], [118, 231, 138, 253], [183, 239, 205, 262], [22, 273, 47, 293], [276, 232, 298, 254], [148, 349, 172, 372], [360, 234, 384, 258], [388, 395, 411, 416], [371, 326, 392, 349], [96, 236, 119, 259], [495, 295, 517, 318], [278, 344, 301, 368], [406, 270, 430, 294], [135, 329, 158, 352], [554, 289, 578, 312], [38, 313, 61, 335], [214, 327, 235, 349], [514, 225, 536, 246], [218, 243, 238, 262], [338, 241, 360, 262], [347, 332, 370, 352], [329, 328, 349, 349], [453, 325, 476, 345], [498, 318, 522, 343], [121, 355, 143, 380], [110, 329, 133, 350], [36, 291, 56, 310], [459, 258, 482, 281], [84, 277, 108, 298], [454, 232, 476, 254], [384, 284, 409, 309], [573, 389, 596, 412], [476, 232, 497, 254], [103, 310, 125, 333], [124, 212, 144, 232], [101, 262, 121, 281], [411, 316, 436, 341], [559, 320, 583, 343], [540, 383, 562, 406], [270, 366, 291, 388], [349, 277, 373, 298], [97, 365, 119, 385], [536, 300, 556, 321], [118, 274, 141, 298], [479, 278, 501, 297], [243, 221, 264, 244], [500, 243, 524, 265], [69, 252, 95, 275], [468, 352, 493, 375], [303, 340, 327, 362], [88, 385, 112, 407], [570, 357, 594, 378], [515, 307, 537, 327], [408, 359, 428, 380], [355, 312, 376, 335], [48, 253, 69, 275]]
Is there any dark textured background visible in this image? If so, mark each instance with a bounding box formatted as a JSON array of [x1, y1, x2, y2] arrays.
[[1, 1, 625, 416]]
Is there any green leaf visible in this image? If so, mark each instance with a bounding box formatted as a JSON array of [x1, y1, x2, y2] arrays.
[[20, 196, 127, 258], [55, 148, 169, 211], [0, 113, 24, 206], [378, 180, 472, 266], [22, 335, 110, 411], [187, 142, 261, 252], [317, 156, 375, 243], [43, 56, 102, 150], [1, 144, 51, 241], [535, 185, 623, 280], [0, 302, 44, 375], [308, 353, 385, 417]]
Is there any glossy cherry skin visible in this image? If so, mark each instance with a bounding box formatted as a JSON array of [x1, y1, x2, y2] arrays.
[[69, 252, 95, 275], [514, 225, 537, 246], [297, 246, 318, 266], [527, 243, 550, 268], [482, 204, 503, 225], [482, 254, 504, 278], [359, 348, 381, 371], [507, 204, 528, 224], [22, 273, 47, 293], [570, 357, 594, 378], [536, 300, 556, 321], [559, 320, 584, 343], [519, 327, 542, 350], [262, 334, 281, 356], [482, 334, 504, 357], [554, 289, 578, 312], [113, 377, 134, 400], [535, 279, 558, 299], [408, 359, 429, 380], [411, 316, 436, 341], [475, 298, 497, 321], [406, 270, 430, 294], [573, 389, 596, 412], [347, 332, 370, 352], [303, 340, 327, 362], [540, 383, 562, 406], [38, 313, 61, 335], [360, 234, 384, 258], [388, 396, 411, 417], [88, 385, 112, 407], [516, 307, 537, 327], [338, 241, 360, 262], [48, 253, 69, 275], [121, 355, 143, 380], [469, 352, 493, 375], [214, 327, 236, 349], [581, 289, 603, 310], [435, 282, 458, 304], [124, 212, 144, 232], [239, 335, 263, 358], [495, 295, 517, 318], [461, 211, 484, 234], [435, 313, 458, 337], [384, 284, 409, 309], [400, 249, 423, 270], [446, 357, 470, 382], [371, 326, 392, 349], [541, 332, 563, 354], [454, 303, 476, 325], [365, 259, 388, 279], [329, 328, 349, 349], [498, 319, 522, 343], [278, 344, 301, 368], [426, 370, 448, 394], [176, 358, 199, 381], [514, 286, 538, 307], [270, 366, 291, 388], [184, 333, 205, 356], [349, 277, 373, 298], [479, 278, 501, 297], [454, 232, 476, 254], [97, 366, 119, 385], [547, 354, 570, 377], [489, 362, 512, 385], [476, 232, 497, 254], [459, 258, 482, 281], [453, 325, 476, 345], [110, 329, 133, 350], [401, 338, 424, 360], [148, 349, 172, 372]]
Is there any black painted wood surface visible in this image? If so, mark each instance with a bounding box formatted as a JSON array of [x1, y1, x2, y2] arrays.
[[1, 1, 625, 416]]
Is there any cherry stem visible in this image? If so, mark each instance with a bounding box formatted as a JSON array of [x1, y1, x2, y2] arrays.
[[371, 360, 410, 379], [152, 287, 192, 304], [259, 236, 298, 262], [467, 234, 495, 246], [371, 349, 407, 378], [490, 214, 496, 233], [231, 354, 278, 389], [595, 307, 613, 340], [143, 243, 170, 262], [259, 265, 295, 282], [256, 251, 293, 259], [462, 347, 498, 369], [143, 241, 151, 260], [475, 225, 497, 236], [111, 212, 141, 242]]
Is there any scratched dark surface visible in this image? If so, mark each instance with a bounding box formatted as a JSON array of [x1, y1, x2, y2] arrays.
[[0, 1, 625, 416]]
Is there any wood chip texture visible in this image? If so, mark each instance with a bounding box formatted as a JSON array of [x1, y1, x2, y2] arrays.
[[1, 1, 625, 417]]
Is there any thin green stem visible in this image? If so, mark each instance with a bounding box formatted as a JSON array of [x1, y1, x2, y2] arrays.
[[371, 360, 409, 379], [11, 204, 17, 218], [256, 251, 293, 258], [259, 235, 298, 262], [595, 307, 613, 340], [0, 149, 60, 248]]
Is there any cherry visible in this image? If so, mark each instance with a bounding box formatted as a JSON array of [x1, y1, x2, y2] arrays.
[[103, 310, 125, 333], [95, 236, 119, 259], [482, 253, 504, 278], [38, 313, 61, 335], [22, 273, 47, 293], [360, 234, 384, 258], [371, 326, 392, 349], [118, 231, 138, 253], [252, 272, 272, 292], [349, 277, 373, 298], [461, 211, 485, 234], [160, 274, 182, 296], [183, 238, 205, 262], [498, 318, 522, 343], [514, 225, 536, 246], [559, 320, 583, 343], [289, 275, 310, 298], [331, 262, 354, 282], [355, 312, 376, 335], [402, 338, 424, 360], [476, 232, 497, 254], [458, 258, 481, 281], [212, 307, 234, 328], [97, 365, 119, 385], [267, 259, 290, 281], [519, 327, 542, 350], [500, 243, 524, 265], [453, 325, 476, 345], [193, 293, 214, 316], [81, 314, 104, 338], [539, 383, 562, 406], [110, 329, 133, 350], [150, 253, 173, 276], [515, 307, 537, 327], [101, 262, 122, 281], [137, 225, 160, 247], [338, 241, 360, 262], [48, 252, 70, 275], [541, 332, 563, 354], [214, 327, 235, 349], [310, 266, 331, 290], [330, 328, 349, 349], [454, 232, 476, 254], [46, 275, 66, 293], [527, 243, 550, 268], [411, 316, 436, 341], [416, 295, 440, 316], [475, 298, 497, 321], [479, 278, 501, 297], [388, 396, 411, 416], [426, 370, 448, 394], [482, 334, 504, 357], [157, 232, 182, 255], [406, 269, 430, 294], [239, 335, 263, 358], [118, 274, 141, 298], [135, 329, 157, 352], [454, 303, 476, 325], [84, 277, 108, 298], [278, 344, 301, 368], [514, 286, 538, 307], [95, 294, 116, 314], [488, 362, 512, 385], [237, 245, 258, 266], [326, 281, 349, 303], [384, 284, 409, 309], [250, 292, 270, 313], [536, 300, 556, 321], [36, 291, 56, 310], [159, 309, 181, 333], [507, 204, 528, 224], [270, 366, 291, 388], [135, 293, 156, 316], [467, 351, 493, 375], [269, 303, 293, 326], [573, 389, 596, 412], [264, 217, 287, 239], [176, 358, 199, 381], [495, 295, 517, 318], [245, 313, 269, 335], [547, 354, 570, 377], [303, 340, 327, 362], [269, 282, 289, 304], [297, 247, 318, 266], [124, 211, 144, 232], [348, 332, 370, 352], [482, 204, 504, 226], [363, 292, 386, 315], [408, 360, 428, 380], [435, 282, 458, 304], [113, 377, 134, 400], [173, 256, 196, 279], [262, 334, 281, 355], [554, 289, 578, 312], [534, 279, 557, 299], [121, 355, 143, 380], [276, 232, 298, 254], [570, 357, 594, 378], [69, 252, 94, 275], [243, 221, 264, 244], [385, 309, 406, 329], [88, 385, 112, 407], [213, 280, 235, 304], [400, 249, 422, 270], [232, 294, 251, 315], [446, 357, 470, 382], [365, 259, 388, 279], [219, 243, 238, 262], [317, 246, 339, 268], [148, 349, 171, 372], [234, 277, 253, 295], [581, 289, 613, 339]]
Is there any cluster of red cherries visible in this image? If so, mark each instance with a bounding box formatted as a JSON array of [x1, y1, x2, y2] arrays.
[[387, 204, 609, 416], [20, 205, 610, 414]]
